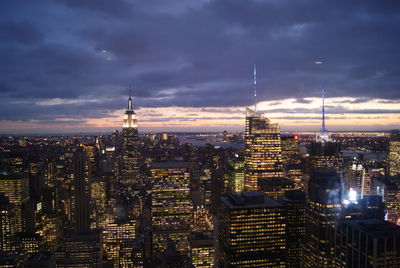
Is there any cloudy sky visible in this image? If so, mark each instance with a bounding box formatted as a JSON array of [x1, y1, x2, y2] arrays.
[[1, 0, 399, 133]]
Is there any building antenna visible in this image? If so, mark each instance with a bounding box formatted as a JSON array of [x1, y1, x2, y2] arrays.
[[253, 64, 257, 112], [321, 87, 327, 141], [128, 87, 133, 110]]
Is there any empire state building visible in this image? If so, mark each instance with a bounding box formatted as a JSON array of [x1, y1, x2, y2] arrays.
[[121, 93, 139, 184]]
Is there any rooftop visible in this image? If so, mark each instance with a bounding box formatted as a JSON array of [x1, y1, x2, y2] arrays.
[[150, 160, 191, 170], [221, 191, 283, 210], [342, 218, 400, 238]]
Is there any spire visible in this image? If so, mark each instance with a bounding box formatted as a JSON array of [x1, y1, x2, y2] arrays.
[[128, 88, 133, 110], [253, 64, 257, 112], [321, 87, 326, 136], [318, 87, 330, 142]]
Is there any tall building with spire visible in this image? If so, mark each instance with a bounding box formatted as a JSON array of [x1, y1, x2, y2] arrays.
[[317, 88, 330, 143], [121, 91, 139, 184], [308, 88, 343, 173], [244, 108, 283, 191]]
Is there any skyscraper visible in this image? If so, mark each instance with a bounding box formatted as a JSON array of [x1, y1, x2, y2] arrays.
[[308, 87, 343, 174], [281, 135, 305, 190], [102, 219, 136, 266], [303, 168, 342, 268], [73, 146, 91, 232], [334, 219, 400, 267], [244, 108, 283, 191], [190, 231, 214, 268], [388, 130, 400, 176], [0, 172, 29, 232], [308, 141, 343, 173], [281, 190, 306, 268], [227, 155, 244, 193], [0, 193, 15, 253], [371, 176, 400, 225], [150, 161, 193, 255], [121, 92, 139, 184], [216, 191, 286, 267]]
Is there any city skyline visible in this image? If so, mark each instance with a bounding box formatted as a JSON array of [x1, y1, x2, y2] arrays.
[[1, 1, 400, 134]]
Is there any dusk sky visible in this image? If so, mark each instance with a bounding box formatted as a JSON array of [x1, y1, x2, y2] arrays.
[[1, 0, 400, 133]]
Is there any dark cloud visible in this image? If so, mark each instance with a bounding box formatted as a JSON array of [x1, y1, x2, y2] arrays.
[[57, 0, 132, 17], [0, 20, 44, 45], [0, 0, 399, 130]]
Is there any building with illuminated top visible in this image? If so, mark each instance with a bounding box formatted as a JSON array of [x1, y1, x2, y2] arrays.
[[121, 93, 139, 184], [244, 108, 283, 191], [216, 191, 286, 267], [227, 155, 244, 193], [150, 161, 193, 255], [344, 156, 365, 192], [308, 88, 343, 175]]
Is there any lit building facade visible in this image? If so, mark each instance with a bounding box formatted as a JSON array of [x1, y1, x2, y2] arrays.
[[281, 190, 306, 268], [258, 177, 295, 200], [102, 220, 136, 267], [0, 194, 15, 253], [0, 172, 29, 232], [190, 231, 214, 268], [388, 130, 400, 176], [303, 169, 342, 268], [150, 161, 193, 255], [227, 156, 244, 193], [281, 135, 301, 165], [308, 141, 343, 173], [371, 176, 400, 225], [56, 230, 101, 268], [121, 94, 139, 184], [244, 108, 283, 191], [216, 191, 286, 267]]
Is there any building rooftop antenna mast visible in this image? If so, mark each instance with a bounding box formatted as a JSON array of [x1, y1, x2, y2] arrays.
[[128, 87, 133, 110], [320, 87, 330, 142], [253, 64, 257, 112]]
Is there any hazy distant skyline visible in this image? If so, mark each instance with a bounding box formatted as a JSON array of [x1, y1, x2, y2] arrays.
[[1, 0, 399, 133]]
